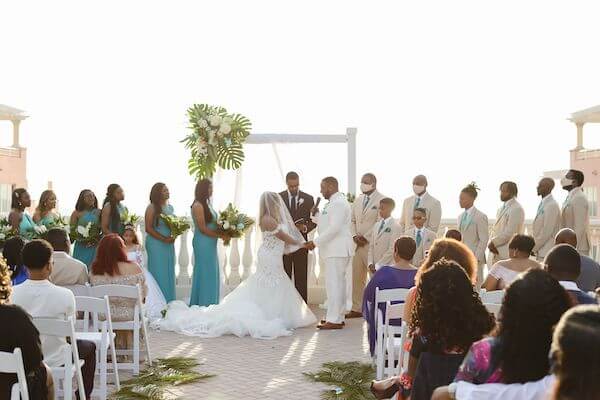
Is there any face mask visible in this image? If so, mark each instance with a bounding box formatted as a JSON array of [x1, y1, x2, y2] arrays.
[[560, 177, 574, 188], [413, 185, 425, 195], [360, 183, 374, 194]]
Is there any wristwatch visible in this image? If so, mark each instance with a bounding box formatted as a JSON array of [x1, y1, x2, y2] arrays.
[[448, 382, 457, 400]]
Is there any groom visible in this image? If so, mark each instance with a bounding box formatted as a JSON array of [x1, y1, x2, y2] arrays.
[[279, 171, 316, 303], [306, 176, 354, 330]]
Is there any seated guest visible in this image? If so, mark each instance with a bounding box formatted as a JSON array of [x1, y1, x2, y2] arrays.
[[433, 305, 600, 400], [454, 269, 571, 385], [445, 229, 462, 242], [90, 234, 147, 349], [11, 240, 96, 399], [363, 236, 418, 356], [545, 244, 597, 305], [482, 234, 540, 290], [0, 256, 54, 400], [2, 236, 29, 285], [46, 228, 88, 286], [372, 260, 494, 400], [555, 228, 600, 292]]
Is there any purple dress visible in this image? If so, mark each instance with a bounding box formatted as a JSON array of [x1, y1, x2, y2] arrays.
[[362, 266, 417, 355]]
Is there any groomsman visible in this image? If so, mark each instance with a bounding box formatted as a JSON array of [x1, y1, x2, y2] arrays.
[[405, 208, 436, 267], [458, 183, 489, 285], [532, 177, 561, 261], [399, 175, 442, 234], [279, 171, 316, 303], [367, 198, 402, 274], [488, 181, 525, 264], [306, 177, 354, 330], [348, 173, 386, 318], [560, 169, 591, 255]]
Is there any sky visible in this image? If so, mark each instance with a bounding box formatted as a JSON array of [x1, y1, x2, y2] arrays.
[[2, 1, 600, 221]]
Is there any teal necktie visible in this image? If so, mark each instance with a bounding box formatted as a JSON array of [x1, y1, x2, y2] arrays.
[[536, 201, 544, 217], [414, 197, 421, 209], [416, 229, 422, 247], [363, 195, 369, 211], [460, 212, 469, 229], [378, 220, 385, 234]]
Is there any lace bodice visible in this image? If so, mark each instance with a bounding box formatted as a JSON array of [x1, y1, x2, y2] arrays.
[[255, 225, 288, 288]]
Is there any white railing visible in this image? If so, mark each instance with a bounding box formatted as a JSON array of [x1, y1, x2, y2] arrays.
[[137, 217, 600, 305]]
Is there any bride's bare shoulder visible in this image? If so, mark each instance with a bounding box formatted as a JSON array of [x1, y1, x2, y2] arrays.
[[260, 215, 278, 231]]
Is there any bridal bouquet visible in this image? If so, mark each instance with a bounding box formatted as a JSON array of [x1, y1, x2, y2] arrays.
[[160, 214, 190, 239], [216, 203, 254, 246], [120, 209, 141, 227], [70, 221, 102, 247], [0, 217, 16, 247]]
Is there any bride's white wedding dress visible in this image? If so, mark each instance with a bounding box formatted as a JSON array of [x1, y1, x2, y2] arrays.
[[153, 224, 317, 339]]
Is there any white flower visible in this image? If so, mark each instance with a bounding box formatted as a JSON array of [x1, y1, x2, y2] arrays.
[[208, 130, 217, 145], [34, 225, 48, 234], [223, 221, 230, 230], [219, 123, 231, 135], [77, 223, 90, 238], [209, 115, 222, 127], [222, 116, 233, 124], [197, 141, 208, 156], [198, 119, 208, 129], [0, 233, 5, 240]]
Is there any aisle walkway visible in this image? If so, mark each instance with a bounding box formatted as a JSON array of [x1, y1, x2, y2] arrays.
[[147, 308, 370, 399]]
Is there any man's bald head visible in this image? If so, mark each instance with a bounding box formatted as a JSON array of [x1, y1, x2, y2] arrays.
[[537, 177, 555, 197], [413, 175, 428, 186], [555, 228, 577, 248]]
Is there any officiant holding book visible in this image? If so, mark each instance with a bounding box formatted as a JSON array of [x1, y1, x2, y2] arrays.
[[280, 171, 316, 303]]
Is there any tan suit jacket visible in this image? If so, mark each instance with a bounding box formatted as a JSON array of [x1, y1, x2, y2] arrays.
[[49, 251, 89, 286], [458, 206, 489, 265], [351, 190, 386, 239], [532, 194, 561, 259], [490, 198, 525, 262], [561, 187, 590, 253], [406, 227, 436, 267], [399, 192, 442, 234], [367, 218, 402, 269]]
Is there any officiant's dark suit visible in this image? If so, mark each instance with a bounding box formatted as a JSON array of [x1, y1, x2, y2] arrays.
[[279, 189, 316, 303]]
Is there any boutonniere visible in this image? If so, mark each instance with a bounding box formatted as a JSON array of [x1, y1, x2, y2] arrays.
[[371, 205, 377, 210], [384, 227, 391, 233], [298, 198, 305, 206], [322, 211, 328, 215]]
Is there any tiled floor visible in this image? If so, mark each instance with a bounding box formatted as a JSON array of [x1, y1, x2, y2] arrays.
[[142, 307, 371, 399]]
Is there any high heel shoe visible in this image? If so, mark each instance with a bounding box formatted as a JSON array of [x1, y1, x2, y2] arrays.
[[370, 377, 399, 399]]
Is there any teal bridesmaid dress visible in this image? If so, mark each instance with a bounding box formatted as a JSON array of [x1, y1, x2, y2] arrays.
[[73, 210, 100, 269], [145, 204, 177, 302], [19, 212, 36, 240], [37, 212, 58, 228], [189, 204, 220, 306]]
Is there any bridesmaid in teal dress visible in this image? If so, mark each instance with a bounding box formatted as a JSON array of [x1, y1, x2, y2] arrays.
[[189, 179, 224, 306], [70, 189, 101, 268], [9, 188, 35, 240], [33, 190, 60, 228], [101, 183, 127, 236], [145, 183, 177, 302]]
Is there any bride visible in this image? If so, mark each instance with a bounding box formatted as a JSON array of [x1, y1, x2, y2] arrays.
[[153, 192, 317, 339]]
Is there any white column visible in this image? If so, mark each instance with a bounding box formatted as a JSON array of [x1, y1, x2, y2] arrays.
[[228, 239, 241, 286], [177, 229, 191, 290], [576, 122, 585, 150], [12, 120, 21, 147], [241, 227, 253, 280], [346, 127, 357, 195]]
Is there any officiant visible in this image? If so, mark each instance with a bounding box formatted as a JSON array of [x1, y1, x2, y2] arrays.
[[280, 171, 316, 303]]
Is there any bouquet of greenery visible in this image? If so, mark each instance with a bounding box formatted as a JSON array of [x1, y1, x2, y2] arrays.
[[160, 214, 190, 239], [70, 221, 102, 247], [32, 214, 69, 239], [0, 217, 17, 247], [216, 203, 254, 246], [120, 209, 141, 227], [346, 193, 356, 204]]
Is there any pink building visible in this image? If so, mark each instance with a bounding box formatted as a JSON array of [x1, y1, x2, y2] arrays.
[[0, 105, 28, 214]]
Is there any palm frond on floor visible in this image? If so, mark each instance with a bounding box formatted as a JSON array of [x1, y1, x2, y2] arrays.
[[110, 357, 215, 400], [304, 361, 376, 400]]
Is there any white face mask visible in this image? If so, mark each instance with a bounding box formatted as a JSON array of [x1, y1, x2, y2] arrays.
[[413, 185, 426, 195], [360, 183, 374, 194], [560, 177, 574, 188]]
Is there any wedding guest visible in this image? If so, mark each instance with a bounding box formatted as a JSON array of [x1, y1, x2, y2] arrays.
[[544, 244, 597, 305], [8, 188, 35, 238], [555, 228, 600, 291], [445, 229, 462, 241], [144, 183, 176, 302], [123, 225, 143, 265], [482, 234, 540, 291], [488, 181, 525, 264], [70, 189, 101, 268], [33, 190, 59, 226], [398, 174, 442, 234], [46, 228, 88, 286], [363, 236, 417, 356], [90, 234, 147, 350], [0, 258, 55, 400], [367, 198, 402, 273], [101, 183, 127, 235], [12, 240, 96, 399], [190, 179, 224, 306], [348, 173, 386, 318], [532, 177, 561, 261], [279, 171, 316, 303], [2, 236, 29, 285], [561, 169, 591, 255], [405, 208, 436, 268], [455, 269, 571, 385], [371, 260, 494, 400], [458, 183, 489, 286]]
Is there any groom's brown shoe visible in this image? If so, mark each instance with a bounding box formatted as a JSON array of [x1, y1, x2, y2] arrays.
[[317, 322, 344, 330], [345, 311, 363, 319], [320, 320, 345, 326]]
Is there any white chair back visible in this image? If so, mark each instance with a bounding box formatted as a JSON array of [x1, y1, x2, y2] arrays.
[[0, 348, 29, 400], [480, 289, 504, 304], [64, 284, 90, 297], [384, 302, 408, 378]]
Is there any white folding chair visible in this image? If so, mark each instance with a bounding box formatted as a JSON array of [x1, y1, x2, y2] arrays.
[[479, 289, 505, 304], [374, 287, 411, 380], [89, 284, 152, 375], [63, 284, 90, 297], [383, 302, 408, 378], [0, 348, 29, 400], [74, 295, 120, 399], [32, 318, 85, 400], [484, 303, 502, 318]]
